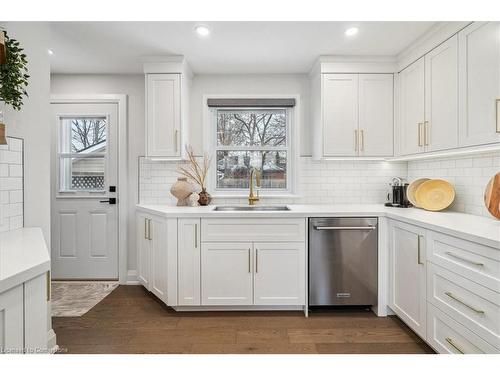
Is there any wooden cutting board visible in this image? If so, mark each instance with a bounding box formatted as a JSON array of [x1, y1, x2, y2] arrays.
[[484, 172, 500, 219]]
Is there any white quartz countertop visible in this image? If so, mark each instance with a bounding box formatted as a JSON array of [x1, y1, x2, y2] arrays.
[[136, 204, 500, 249], [0, 228, 50, 294]]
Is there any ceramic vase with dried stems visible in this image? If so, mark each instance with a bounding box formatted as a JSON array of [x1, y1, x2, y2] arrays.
[[177, 146, 212, 206]]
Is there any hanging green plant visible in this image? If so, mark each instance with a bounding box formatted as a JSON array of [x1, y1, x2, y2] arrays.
[[0, 30, 29, 111]]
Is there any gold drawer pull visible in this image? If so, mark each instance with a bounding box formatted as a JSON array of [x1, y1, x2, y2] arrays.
[[445, 337, 465, 354], [445, 291, 485, 314], [445, 252, 484, 267]]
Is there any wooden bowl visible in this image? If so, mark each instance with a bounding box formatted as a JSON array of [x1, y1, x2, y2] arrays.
[[407, 178, 430, 208], [415, 179, 455, 211], [484, 173, 500, 219]]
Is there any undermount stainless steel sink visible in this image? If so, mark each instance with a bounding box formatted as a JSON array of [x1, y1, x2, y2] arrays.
[[213, 205, 290, 211]]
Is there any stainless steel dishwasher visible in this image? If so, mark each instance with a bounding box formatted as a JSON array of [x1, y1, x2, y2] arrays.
[[309, 217, 378, 306]]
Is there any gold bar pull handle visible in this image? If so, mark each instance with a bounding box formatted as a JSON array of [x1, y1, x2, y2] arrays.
[[445, 291, 485, 314], [174, 129, 179, 152], [148, 219, 152, 240], [417, 235, 424, 265], [354, 129, 358, 152], [424, 121, 430, 146], [144, 218, 148, 240], [446, 337, 465, 354], [417, 123, 423, 147], [194, 224, 198, 248], [445, 251, 484, 267], [46, 271, 51, 301], [248, 248, 251, 273], [255, 249, 258, 273]]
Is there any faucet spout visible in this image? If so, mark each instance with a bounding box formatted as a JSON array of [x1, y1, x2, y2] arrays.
[[248, 168, 261, 205]]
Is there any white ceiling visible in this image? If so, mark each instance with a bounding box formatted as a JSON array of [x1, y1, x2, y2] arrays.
[[50, 21, 437, 74]]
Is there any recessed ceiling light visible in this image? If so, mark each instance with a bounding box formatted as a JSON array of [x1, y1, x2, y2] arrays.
[[195, 25, 210, 37], [345, 27, 359, 37], [48, 49, 54, 55]]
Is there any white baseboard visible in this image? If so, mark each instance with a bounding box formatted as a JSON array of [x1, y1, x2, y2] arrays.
[[126, 269, 139, 285], [47, 329, 58, 354]]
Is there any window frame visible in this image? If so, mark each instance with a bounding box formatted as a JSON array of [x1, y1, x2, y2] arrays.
[[204, 95, 299, 197], [57, 114, 110, 195]]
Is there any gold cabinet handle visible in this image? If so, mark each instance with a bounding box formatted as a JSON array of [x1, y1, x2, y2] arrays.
[[445, 337, 465, 354], [354, 129, 358, 152], [255, 249, 258, 273], [417, 235, 424, 265], [496, 98, 500, 133], [445, 291, 485, 314], [248, 248, 251, 273], [445, 252, 484, 267], [46, 271, 51, 301], [360, 129, 364, 152], [194, 223, 198, 248], [144, 218, 148, 240], [174, 129, 179, 152], [424, 121, 429, 146], [417, 123, 423, 147], [148, 219, 152, 240]]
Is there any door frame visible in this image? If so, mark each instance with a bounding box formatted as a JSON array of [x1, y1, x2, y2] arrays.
[[50, 94, 128, 284]]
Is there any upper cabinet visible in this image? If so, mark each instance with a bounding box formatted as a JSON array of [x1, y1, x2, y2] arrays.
[[313, 69, 394, 159], [458, 22, 500, 147], [144, 57, 192, 159], [398, 35, 459, 156]]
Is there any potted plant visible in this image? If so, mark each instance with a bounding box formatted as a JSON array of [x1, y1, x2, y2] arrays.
[[177, 146, 213, 205], [0, 29, 29, 145]]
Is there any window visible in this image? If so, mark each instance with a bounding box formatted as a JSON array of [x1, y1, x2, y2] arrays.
[[210, 103, 295, 194], [59, 117, 107, 192]]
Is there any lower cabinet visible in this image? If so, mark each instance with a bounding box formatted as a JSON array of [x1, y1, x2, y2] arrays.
[[200, 241, 306, 306], [0, 273, 48, 354], [178, 218, 201, 305], [137, 213, 151, 288], [388, 220, 427, 339]]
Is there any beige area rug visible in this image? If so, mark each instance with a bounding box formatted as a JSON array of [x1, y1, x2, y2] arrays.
[[51, 281, 119, 317]]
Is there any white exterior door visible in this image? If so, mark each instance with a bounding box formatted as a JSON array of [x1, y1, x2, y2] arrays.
[[425, 35, 459, 152], [322, 74, 359, 156], [51, 102, 119, 279], [146, 74, 181, 158], [201, 242, 253, 305], [458, 22, 500, 147], [358, 74, 394, 157], [399, 57, 425, 155], [178, 218, 201, 305], [253, 242, 305, 306], [389, 220, 427, 339]]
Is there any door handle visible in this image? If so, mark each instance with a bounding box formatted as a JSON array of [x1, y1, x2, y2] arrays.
[[248, 248, 251, 273], [445, 337, 465, 354], [354, 129, 358, 152], [255, 248, 258, 273], [424, 121, 429, 146], [418, 123, 423, 147], [144, 218, 148, 240], [194, 224, 198, 248], [417, 235, 423, 265], [314, 226, 376, 231], [99, 198, 116, 204]]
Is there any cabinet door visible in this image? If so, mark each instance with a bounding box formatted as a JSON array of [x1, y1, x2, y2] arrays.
[[24, 274, 48, 352], [425, 35, 459, 152], [458, 22, 500, 146], [146, 73, 181, 157], [389, 220, 427, 339], [399, 57, 425, 155], [253, 242, 305, 306], [358, 74, 394, 156], [201, 242, 253, 305], [136, 214, 150, 289], [322, 74, 359, 156], [0, 285, 24, 353], [178, 218, 201, 305], [149, 217, 168, 303]]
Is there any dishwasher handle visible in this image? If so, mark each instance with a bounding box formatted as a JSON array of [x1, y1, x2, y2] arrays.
[[314, 225, 376, 231]]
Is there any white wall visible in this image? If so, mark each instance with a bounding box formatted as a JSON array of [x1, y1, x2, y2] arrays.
[[50, 74, 145, 272], [0, 22, 51, 244]]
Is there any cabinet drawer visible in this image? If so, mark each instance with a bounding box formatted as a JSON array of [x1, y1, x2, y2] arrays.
[[427, 263, 500, 349], [427, 231, 500, 291], [427, 303, 498, 354], [201, 218, 305, 243]]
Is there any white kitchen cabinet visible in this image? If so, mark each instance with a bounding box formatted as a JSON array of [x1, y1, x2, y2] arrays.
[[458, 22, 500, 147], [137, 213, 150, 288], [321, 73, 394, 157], [358, 74, 394, 156], [24, 274, 48, 352], [424, 35, 459, 152], [389, 220, 427, 339], [322, 74, 359, 157], [201, 242, 253, 305], [0, 285, 24, 353], [253, 242, 305, 306], [178, 218, 201, 306], [398, 57, 425, 156], [149, 217, 169, 302], [146, 73, 181, 158]]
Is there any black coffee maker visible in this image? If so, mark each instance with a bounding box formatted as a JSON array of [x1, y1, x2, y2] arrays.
[[385, 177, 412, 208]]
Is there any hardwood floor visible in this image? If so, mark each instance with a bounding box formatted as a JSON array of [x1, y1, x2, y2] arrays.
[[52, 286, 434, 354]]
